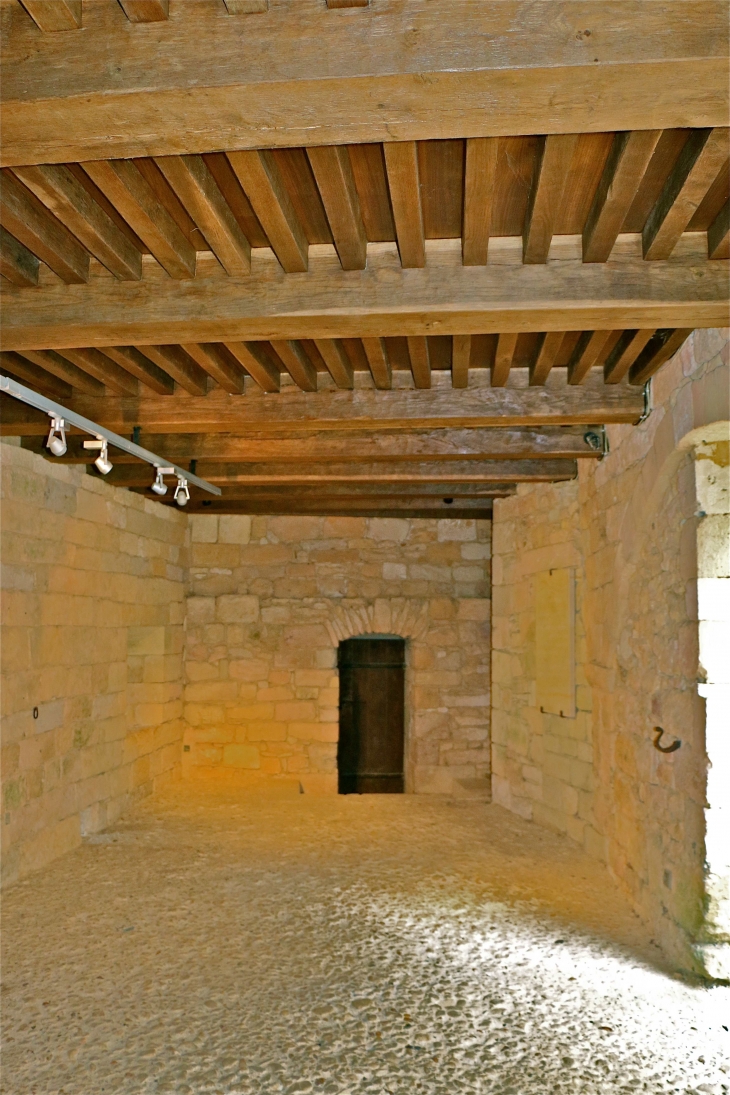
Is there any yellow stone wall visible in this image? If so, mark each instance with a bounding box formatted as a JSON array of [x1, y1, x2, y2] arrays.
[[183, 515, 492, 795], [1, 441, 188, 885], [491, 328, 729, 971]]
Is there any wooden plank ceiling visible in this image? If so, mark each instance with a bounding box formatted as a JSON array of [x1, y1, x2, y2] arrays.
[[1, 0, 728, 516]]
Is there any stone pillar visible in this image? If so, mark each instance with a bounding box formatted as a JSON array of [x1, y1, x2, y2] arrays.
[[694, 434, 730, 980]]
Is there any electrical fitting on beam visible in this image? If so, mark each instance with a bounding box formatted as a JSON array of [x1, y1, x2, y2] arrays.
[[83, 437, 113, 475], [0, 374, 222, 500], [46, 416, 67, 457]]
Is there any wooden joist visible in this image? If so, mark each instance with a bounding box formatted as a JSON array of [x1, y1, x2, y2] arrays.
[[81, 160, 196, 279], [462, 138, 498, 267], [3, 4, 726, 165], [1, 350, 72, 400], [16, 348, 105, 396], [0, 169, 89, 283], [529, 331, 564, 386], [17, 0, 80, 32], [451, 335, 471, 389], [383, 143, 426, 268], [523, 134, 579, 264], [224, 341, 281, 392], [643, 128, 730, 260], [314, 339, 354, 390], [154, 155, 251, 276], [603, 330, 656, 384], [227, 150, 308, 273], [271, 340, 319, 392], [12, 163, 142, 280], [628, 328, 694, 385], [180, 343, 247, 395], [0, 226, 39, 287], [102, 345, 176, 396], [708, 200, 730, 260], [567, 330, 613, 385], [3, 244, 725, 350], [582, 130, 662, 262], [492, 333, 518, 388], [54, 346, 139, 396], [306, 146, 367, 271], [117, 0, 169, 22], [0, 374, 646, 436], [362, 338, 392, 390], [407, 337, 431, 389], [169, 499, 499, 518], [140, 345, 209, 396]]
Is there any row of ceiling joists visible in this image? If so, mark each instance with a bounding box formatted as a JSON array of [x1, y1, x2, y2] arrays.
[[16, 0, 364, 33], [1, 128, 728, 290]]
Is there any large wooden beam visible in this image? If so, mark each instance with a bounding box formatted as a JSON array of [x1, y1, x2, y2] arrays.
[[2, 3, 726, 165], [166, 499, 498, 518], [20, 426, 599, 463], [0, 373, 645, 437], [2, 242, 725, 350]]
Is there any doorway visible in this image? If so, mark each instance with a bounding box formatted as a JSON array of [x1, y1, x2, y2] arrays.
[[337, 637, 406, 794]]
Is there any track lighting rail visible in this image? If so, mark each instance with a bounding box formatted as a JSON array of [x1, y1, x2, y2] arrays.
[[0, 375, 221, 497]]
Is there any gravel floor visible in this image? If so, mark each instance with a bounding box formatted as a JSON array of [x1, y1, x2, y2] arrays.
[[2, 785, 729, 1095]]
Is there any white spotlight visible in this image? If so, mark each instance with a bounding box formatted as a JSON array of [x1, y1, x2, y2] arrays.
[[83, 437, 113, 475], [151, 466, 173, 496], [46, 416, 67, 457], [174, 477, 190, 507]]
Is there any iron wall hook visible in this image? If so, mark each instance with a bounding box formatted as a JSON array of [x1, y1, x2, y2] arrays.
[[653, 726, 681, 753]]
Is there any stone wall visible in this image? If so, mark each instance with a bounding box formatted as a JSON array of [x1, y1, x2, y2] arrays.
[[183, 515, 491, 795], [1, 441, 188, 885], [491, 328, 730, 973]]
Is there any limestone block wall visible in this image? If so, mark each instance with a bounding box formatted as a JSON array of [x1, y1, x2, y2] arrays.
[[491, 328, 729, 973], [183, 515, 491, 794], [1, 441, 188, 885]]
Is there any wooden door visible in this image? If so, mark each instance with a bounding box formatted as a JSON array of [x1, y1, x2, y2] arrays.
[[337, 637, 405, 794]]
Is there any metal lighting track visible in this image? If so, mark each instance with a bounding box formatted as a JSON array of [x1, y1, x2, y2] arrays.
[[0, 374, 222, 496]]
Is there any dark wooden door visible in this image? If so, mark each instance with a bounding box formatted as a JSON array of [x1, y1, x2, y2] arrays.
[[337, 638, 405, 794]]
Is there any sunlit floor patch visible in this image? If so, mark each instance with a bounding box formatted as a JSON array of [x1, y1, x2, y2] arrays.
[[2, 787, 728, 1094]]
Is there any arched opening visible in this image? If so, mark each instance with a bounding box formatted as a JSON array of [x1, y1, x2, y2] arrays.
[[337, 635, 406, 794]]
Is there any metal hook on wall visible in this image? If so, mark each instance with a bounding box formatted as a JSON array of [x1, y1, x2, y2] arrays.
[[653, 726, 681, 753]]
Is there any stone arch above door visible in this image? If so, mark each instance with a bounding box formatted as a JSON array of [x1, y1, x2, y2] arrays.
[[324, 598, 430, 646]]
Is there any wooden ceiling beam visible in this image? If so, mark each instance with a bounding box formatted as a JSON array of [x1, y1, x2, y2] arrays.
[[603, 329, 655, 384], [383, 142, 426, 268], [224, 341, 280, 392], [81, 160, 196, 279], [451, 335, 470, 390], [270, 340, 319, 392], [55, 346, 139, 396], [170, 500, 499, 518], [154, 155, 251, 276], [567, 330, 613, 385], [17, 0, 80, 32], [222, 1, 269, 12], [523, 134, 580, 264], [227, 150, 308, 273], [20, 426, 598, 463], [12, 163, 142, 281], [306, 146, 367, 271], [0, 169, 89, 283], [643, 127, 730, 260], [629, 328, 695, 385], [0, 226, 39, 287], [3, 246, 724, 349], [0, 375, 646, 437], [179, 343, 247, 395], [102, 345, 175, 395], [491, 332, 518, 388], [707, 198, 729, 260], [3, 4, 726, 165], [463, 137, 498, 266], [16, 349, 105, 396], [407, 336, 431, 389], [362, 338, 392, 390], [314, 339, 354, 390], [529, 331, 564, 386], [139, 344, 209, 396], [1, 350, 72, 400], [582, 130, 662, 263], [117, 0, 169, 22]]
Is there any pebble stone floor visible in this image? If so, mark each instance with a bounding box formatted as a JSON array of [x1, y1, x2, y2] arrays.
[[2, 785, 729, 1095]]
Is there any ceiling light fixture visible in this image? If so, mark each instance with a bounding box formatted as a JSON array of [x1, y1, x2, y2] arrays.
[[83, 437, 113, 475], [46, 415, 67, 457], [151, 466, 174, 496], [174, 477, 190, 507], [1, 375, 221, 501]]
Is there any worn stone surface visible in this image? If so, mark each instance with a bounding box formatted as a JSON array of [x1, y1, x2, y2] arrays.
[[184, 515, 492, 795], [0, 442, 188, 885], [2, 785, 729, 1095], [491, 329, 730, 973]]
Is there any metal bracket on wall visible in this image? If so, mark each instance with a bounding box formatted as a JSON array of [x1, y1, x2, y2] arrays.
[[638, 379, 653, 424]]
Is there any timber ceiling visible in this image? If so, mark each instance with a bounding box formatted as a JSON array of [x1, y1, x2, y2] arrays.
[[1, 0, 728, 517]]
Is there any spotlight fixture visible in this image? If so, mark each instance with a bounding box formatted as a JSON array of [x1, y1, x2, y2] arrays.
[[151, 466, 174, 496], [174, 477, 190, 507], [46, 415, 67, 457], [82, 437, 113, 475]]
